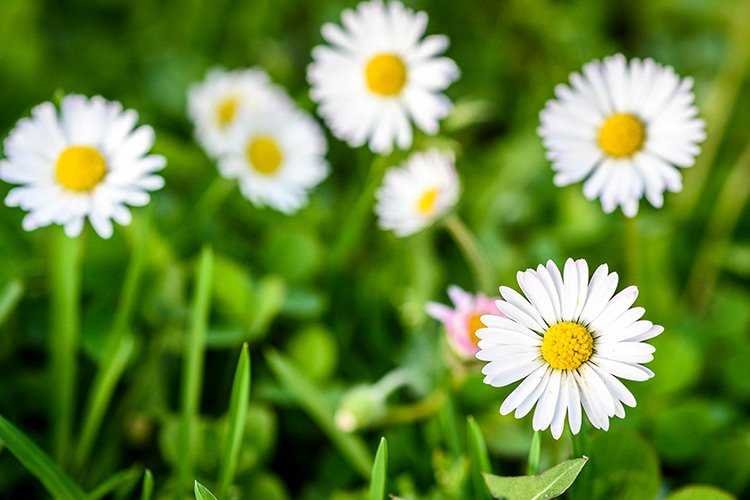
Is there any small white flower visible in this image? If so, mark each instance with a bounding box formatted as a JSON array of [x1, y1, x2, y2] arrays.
[[375, 149, 459, 236], [216, 106, 329, 214], [476, 258, 662, 439], [307, 0, 460, 153], [188, 68, 292, 157], [0, 94, 165, 239], [539, 54, 706, 216]]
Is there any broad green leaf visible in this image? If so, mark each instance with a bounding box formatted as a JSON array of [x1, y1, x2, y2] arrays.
[[141, 470, 154, 500], [194, 480, 219, 500], [265, 350, 372, 478], [483, 456, 588, 500], [0, 415, 86, 500], [218, 343, 251, 497], [666, 485, 735, 500], [369, 437, 388, 500], [87, 467, 141, 500], [466, 416, 492, 500]]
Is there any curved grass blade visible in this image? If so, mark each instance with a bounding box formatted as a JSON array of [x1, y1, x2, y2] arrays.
[[265, 349, 372, 478], [466, 416, 491, 500], [0, 415, 86, 500], [194, 480, 219, 500], [217, 343, 251, 497], [483, 456, 588, 500], [368, 437, 388, 500], [87, 466, 141, 500], [140, 470, 154, 500]]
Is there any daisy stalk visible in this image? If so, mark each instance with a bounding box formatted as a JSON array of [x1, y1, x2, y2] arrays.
[[49, 228, 82, 465], [443, 214, 493, 293]]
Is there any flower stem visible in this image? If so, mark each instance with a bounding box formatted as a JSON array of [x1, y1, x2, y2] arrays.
[[49, 228, 82, 466], [686, 144, 750, 309], [443, 213, 493, 293], [527, 430, 541, 475]]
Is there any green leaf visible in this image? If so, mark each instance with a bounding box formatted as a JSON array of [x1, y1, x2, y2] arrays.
[[218, 343, 251, 497], [369, 437, 388, 500], [483, 456, 588, 500], [666, 485, 735, 500], [527, 431, 541, 475], [87, 466, 141, 500], [0, 415, 86, 500], [466, 416, 492, 500], [265, 349, 372, 478], [140, 470, 154, 500], [194, 480, 219, 500], [0, 279, 23, 327]]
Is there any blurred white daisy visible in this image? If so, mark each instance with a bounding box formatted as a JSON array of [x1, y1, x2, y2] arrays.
[[476, 258, 662, 439], [216, 106, 329, 214], [539, 54, 705, 216], [188, 68, 292, 157], [0, 94, 165, 239], [307, 0, 460, 153], [375, 149, 459, 236]]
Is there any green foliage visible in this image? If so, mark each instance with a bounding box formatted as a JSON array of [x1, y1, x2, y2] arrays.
[[369, 437, 388, 500], [483, 457, 588, 500], [194, 480, 219, 500], [666, 485, 736, 500]]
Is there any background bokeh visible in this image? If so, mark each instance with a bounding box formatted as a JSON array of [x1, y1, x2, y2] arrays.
[[1, 0, 750, 498]]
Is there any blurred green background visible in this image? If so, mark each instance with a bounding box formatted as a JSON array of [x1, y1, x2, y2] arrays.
[[1, 0, 750, 498]]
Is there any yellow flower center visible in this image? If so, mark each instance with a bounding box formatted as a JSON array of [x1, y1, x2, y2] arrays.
[[215, 96, 240, 128], [55, 145, 107, 192], [364, 53, 407, 96], [246, 135, 283, 175], [416, 187, 440, 216], [597, 113, 646, 158], [466, 313, 484, 347], [541, 321, 594, 370]]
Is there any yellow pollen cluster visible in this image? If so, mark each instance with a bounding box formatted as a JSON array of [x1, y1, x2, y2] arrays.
[[216, 96, 240, 128], [55, 145, 107, 192], [597, 113, 646, 158], [416, 187, 440, 215], [466, 313, 484, 347], [541, 321, 594, 370], [246, 135, 284, 175], [365, 52, 407, 96]]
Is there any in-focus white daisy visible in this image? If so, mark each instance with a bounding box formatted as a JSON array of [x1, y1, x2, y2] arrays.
[[307, 0, 460, 153], [539, 54, 705, 216], [216, 106, 329, 214], [476, 258, 662, 439], [188, 68, 292, 157], [0, 94, 165, 238], [375, 149, 459, 236]]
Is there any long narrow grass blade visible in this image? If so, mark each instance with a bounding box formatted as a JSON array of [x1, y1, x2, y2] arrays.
[[0, 415, 86, 500], [527, 430, 541, 475], [178, 246, 214, 493], [87, 467, 142, 500], [140, 470, 154, 500], [0, 279, 23, 327], [466, 416, 492, 500], [368, 437, 388, 500], [265, 350, 372, 478], [218, 343, 251, 497], [194, 481, 218, 500]]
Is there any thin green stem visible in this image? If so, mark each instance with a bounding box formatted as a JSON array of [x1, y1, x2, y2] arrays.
[[686, 145, 750, 309], [49, 228, 82, 466], [443, 214, 493, 293], [527, 430, 541, 475], [178, 246, 214, 495], [677, 3, 750, 216]]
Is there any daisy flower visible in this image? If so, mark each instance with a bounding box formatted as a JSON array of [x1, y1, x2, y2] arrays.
[[426, 285, 498, 360], [0, 94, 165, 239], [216, 106, 329, 214], [476, 258, 662, 439], [375, 149, 459, 236], [307, 0, 460, 153], [539, 54, 705, 216], [188, 68, 292, 157]]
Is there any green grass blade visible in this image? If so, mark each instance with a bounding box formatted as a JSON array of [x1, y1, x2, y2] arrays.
[[368, 437, 388, 500], [87, 466, 141, 500], [179, 246, 214, 493], [466, 416, 492, 500], [194, 480, 218, 500], [0, 415, 86, 500], [49, 228, 82, 465], [141, 470, 154, 500], [265, 349, 372, 478], [217, 343, 251, 497], [527, 430, 541, 475], [0, 279, 23, 327]]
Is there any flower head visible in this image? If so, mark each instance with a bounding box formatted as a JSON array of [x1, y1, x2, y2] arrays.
[[375, 149, 459, 236], [476, 258, 662, 439], [0, 95, 165, 238], [539, 54, 705, 216], [188, 68, 292, 157], [307, 0, 460, 153], [427, 285, 498, 360]]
